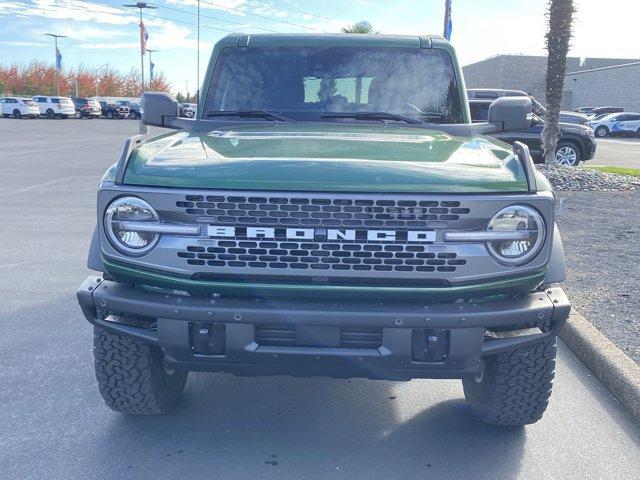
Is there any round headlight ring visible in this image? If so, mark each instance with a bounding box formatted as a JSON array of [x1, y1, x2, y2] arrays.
[[104, 196, 159, 256], [486, 205, 546, 266]]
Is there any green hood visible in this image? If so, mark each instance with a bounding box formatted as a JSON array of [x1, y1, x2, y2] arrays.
[[123, 124, 527, 193]]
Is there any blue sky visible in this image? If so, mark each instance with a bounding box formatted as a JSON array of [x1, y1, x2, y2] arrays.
[[0, 0, 637, 95]]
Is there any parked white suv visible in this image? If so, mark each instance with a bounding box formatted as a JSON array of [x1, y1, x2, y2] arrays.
[[589, 112, 640, 137], [32, 96, 76, 119], [0, 97, 40, 119]]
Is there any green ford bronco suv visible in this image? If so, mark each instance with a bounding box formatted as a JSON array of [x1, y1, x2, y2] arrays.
[[77, 34, 570, 425]]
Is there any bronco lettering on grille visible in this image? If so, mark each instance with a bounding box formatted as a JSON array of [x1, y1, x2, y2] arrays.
[[206, 226, 436, 243]]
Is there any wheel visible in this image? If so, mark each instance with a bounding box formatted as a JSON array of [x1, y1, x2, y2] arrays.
[[463, 338, 557, 426], [555, 141, 581, 166], [13, 109, 22, 119], [46, 109, 55, 119], [75, 109, 82, 119], [93, 327, 188, 414], [594, 125, 608, 137], [106, 111, 114, 119], [129, 111, 138, 119]]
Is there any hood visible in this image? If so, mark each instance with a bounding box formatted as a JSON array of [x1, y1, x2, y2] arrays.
[[559, 121, 593, 135], [123, 124, 528, 193]]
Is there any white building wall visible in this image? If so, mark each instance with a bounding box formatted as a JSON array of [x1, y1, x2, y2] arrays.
[[564, 63, 640, 112]]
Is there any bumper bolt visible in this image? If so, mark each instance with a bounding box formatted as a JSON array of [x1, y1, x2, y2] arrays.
[[173, 309, 180, 314], [207, 311, 214, 317], [538, 312, 545, 319], [424, 317, 431, 323], [234, 313, 242, 321], [395, 317, 403, 326], [100, 300, 107, 307], [459, 317, 466, 324]]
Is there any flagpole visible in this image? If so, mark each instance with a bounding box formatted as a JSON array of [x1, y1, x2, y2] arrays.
[[45, 33, 66, 96], [123, 2, 156, 134]]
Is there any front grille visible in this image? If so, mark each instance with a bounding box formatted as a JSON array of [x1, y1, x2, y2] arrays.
[[254, 324, 383, 349], [340, 327, 383, 349], [255, 324, 295, 346], [177, 241, 466, 273], [176, 195, 471, 229]]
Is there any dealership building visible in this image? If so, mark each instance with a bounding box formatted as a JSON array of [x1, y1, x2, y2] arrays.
[[462, 55, 640, 110]]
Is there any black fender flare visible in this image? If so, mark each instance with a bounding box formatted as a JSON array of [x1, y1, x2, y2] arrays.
[[544, 223, 566, 284], [87, 226, 105, 272]]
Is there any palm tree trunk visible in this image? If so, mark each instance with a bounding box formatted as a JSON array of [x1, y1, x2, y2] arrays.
[[542, 0, 575, 165]]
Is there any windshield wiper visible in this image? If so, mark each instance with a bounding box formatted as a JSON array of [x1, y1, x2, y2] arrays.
[[320, 111, 422, 125], [205, 110, 294, 122]]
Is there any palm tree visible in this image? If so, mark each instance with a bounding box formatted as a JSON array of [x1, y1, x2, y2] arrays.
[[542, 0, 575, 165], [341, 21, 376, 34]]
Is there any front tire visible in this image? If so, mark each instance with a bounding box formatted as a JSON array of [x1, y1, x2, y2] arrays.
[[13, 109, 22, 119], [594, 126, 608, 138], [46, 109, 55, 119], [93, 327, 188, 414], [463, 338, 557, 426], [75, 109, 82, 119], [555, 141, 581, 166], [106, 111, 114, 119], [129, 111, 139, 119]]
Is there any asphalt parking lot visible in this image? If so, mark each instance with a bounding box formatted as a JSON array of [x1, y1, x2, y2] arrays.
[[592, 137, 640, 169], [1, 119, 639, 480]]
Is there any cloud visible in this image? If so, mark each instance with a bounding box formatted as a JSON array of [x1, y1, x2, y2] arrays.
[[76, 41, 138, 49], [0, 40, 49, 47]]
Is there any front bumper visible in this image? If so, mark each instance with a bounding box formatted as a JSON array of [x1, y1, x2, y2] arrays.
[[77, 276, 570, 380], [585, 137, 597, 160]]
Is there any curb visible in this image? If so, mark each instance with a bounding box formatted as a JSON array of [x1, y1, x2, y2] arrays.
[[560, 311, 640, 422]]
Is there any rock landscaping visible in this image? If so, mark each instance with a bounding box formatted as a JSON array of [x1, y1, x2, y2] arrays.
[[537, 164, 640, 191]]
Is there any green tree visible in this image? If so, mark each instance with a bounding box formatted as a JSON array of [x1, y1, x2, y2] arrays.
[[341, 21, 376, 34], [317, 78, 337, 102], [542, 0, 575, 165]]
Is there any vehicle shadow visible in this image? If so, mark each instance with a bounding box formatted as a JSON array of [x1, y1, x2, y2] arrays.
[[92, 373, 525, 479]]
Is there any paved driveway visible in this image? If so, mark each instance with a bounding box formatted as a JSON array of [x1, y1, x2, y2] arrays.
[[1, 119, 639, 480], [592, 137, 640, 168]]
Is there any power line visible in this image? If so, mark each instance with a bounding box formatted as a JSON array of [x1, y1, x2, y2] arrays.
[[254, 0, 336, 22], [199, 0, 326, 32], [161, 3, 280, 33]]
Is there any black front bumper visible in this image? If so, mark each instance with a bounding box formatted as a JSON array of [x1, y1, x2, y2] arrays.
[[77, 276, 570, 380]]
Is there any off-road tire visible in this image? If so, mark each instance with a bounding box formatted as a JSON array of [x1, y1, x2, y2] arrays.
[[93, 326, 188, 414], [463, 338, 556, 426]]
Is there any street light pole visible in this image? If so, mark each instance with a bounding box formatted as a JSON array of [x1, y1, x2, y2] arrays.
[[95, 63, 109, 97], [123, 2, 156, 134], [44, 33, 66, 96]]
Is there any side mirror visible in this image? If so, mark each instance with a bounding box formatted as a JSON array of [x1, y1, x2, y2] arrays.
[[141, 92, 179, 127], [488, 96, 532, 132]]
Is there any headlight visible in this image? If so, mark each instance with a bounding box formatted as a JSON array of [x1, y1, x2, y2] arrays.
[[104, 197, 159, 255], [486, 205, 545, 265]]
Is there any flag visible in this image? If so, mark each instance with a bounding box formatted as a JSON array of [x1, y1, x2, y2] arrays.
[[140, 20, 149, 55], [150, 61, 155, 81], [443, 0, 452, 41], [55, 47, 62, 71]]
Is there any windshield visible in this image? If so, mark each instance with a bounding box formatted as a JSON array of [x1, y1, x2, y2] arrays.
[[204, 46, 463, 124]]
